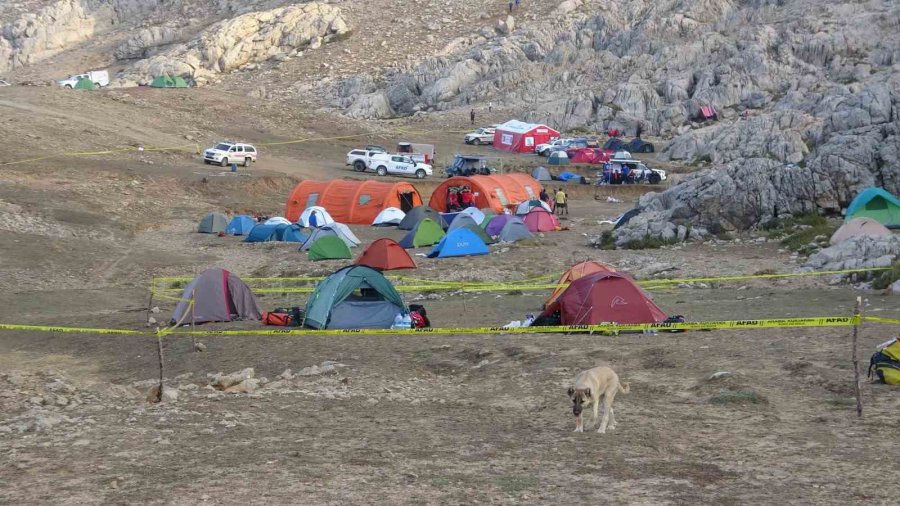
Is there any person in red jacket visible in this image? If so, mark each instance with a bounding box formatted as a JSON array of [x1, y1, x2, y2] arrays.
[[448, 190, 460, 211], [460, 187, 474, 208]]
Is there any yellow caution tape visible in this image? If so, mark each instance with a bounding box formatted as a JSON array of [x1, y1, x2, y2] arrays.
[[638, 267, 892, 286], [0, 143, 200, 166], [151, 267, 891, 293], [0, 323, 144, 335], [864, 316, 900, 325], [158, 316, 866, 336], [0, 316, 873, 338]]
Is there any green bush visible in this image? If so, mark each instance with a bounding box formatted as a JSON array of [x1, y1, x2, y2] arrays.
[[873, 260, 900, 290], [597, 231, 616, 250], [623, 235, 676, 250]]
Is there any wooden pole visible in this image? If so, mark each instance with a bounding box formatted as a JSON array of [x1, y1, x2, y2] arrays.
[[852, 296, 863, 418], [156, 333, 165, 403], [190, 289, 197, 351]]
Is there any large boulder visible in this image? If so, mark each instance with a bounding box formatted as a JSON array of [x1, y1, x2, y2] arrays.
[[803, 235, 900, 272], [117, 2, 349, 85]]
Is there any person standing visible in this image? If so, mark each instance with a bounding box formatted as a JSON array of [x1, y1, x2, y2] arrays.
[[539, 188, 549, 203], [488, 102, 493, 113], [555, 188, 568, 216], [448, 190, 460, 212], [470, 109, 475, 125], [635, 123, 643, 138], [508, 0, 513, 13], [515, 0, 520, 9]]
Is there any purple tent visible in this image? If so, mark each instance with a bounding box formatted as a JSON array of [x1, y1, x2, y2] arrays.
[[170, 268, 262, 324], [485, 215, 521, 236]]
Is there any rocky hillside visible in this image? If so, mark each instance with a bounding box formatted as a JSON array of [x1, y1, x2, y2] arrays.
[[2, 0, 898, 241]]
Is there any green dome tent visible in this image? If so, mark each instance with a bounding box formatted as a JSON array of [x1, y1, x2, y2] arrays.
[[74, 77, 96, 90], [398, 218, 445, 248], [304, 265, 407, 329], [308, 235, 353, 261], [846, 187, 900, 229], [150, 75, 188, 88]]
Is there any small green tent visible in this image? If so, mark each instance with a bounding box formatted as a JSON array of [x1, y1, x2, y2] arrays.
[[846, 187, 900, 229], [172, 76, 189, 88], [150, 75, 175, 88], [74, 77, 95, 90], [308, 235, 353, 261], [398, 218, 445, 248]]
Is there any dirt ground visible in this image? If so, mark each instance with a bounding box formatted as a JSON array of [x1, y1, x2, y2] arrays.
[[1, 86, 899, 504]]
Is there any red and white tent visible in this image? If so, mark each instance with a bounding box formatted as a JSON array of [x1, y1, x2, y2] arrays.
[[492, 120, 560, 153]]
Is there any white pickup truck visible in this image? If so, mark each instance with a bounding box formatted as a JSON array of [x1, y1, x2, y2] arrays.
[[536, 137, 578, 156], [464, 127, 495, 145], [368, 154, 433, 179], [346, 148, 387, 172], [57, 70, 109, 88]]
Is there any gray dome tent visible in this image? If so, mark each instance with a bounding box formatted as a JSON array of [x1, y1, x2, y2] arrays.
[[170, 268, 261, 324], [304, 265, 407, 329], [531, 166, 552, 181], [499, 219, 534, 243], [198, 212, 228, 233], [398, 206, 448, 230]]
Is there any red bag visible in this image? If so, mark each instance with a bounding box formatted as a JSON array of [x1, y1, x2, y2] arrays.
[[262, 312, 291, 326], [410, 312, 426, 328]]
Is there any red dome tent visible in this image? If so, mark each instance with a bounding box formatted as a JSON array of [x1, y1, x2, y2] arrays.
[[568, 148, 613, 165], [545, 261, 617, 307], [355, 238, 416, 271], [540, 272, 667, 325], [429, 174, 543, 213], [522, 208, 561, 232], [492, 120, 560, 153], [285, 180, 422, 225]]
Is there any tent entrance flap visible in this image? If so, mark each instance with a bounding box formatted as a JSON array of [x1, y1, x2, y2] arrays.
[[399, 192, 416, 213]]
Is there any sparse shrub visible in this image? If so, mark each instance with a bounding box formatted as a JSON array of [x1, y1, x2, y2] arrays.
[[623, 235, 675, 249], [709, 388, 767, 405], [873, 260, 900, 290], [597, 230, 616, 250]]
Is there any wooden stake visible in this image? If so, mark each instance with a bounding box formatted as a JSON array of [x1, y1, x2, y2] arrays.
[[156, 333, 165, 403], [190, 289, 197, 351], [852, 296, 863, 418]]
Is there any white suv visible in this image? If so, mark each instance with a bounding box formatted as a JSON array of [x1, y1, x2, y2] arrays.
[[203, 142, 258, 166]]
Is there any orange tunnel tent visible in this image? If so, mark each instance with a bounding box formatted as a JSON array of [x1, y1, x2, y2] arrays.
[[429, 174, 543, 213], [285, 180, 423, 225]]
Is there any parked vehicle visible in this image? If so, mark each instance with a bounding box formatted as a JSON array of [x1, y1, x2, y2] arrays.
[[598, 154, 666, 185], [444, 154, 496, 178], [535, 137, 590, 156], [368, 154, 432, 179], [464, 127, 496, 145], [57, 70, 109, 89], [203, 141, 258, 167], [397, 142, 435, 164], [347, 148, 387, 172]]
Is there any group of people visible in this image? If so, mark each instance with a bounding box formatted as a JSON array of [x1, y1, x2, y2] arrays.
[[447, 186, 475, 211], [539, 187, 569, 216]]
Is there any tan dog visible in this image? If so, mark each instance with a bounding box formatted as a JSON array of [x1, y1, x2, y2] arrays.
[[567, 366, 630, 433]]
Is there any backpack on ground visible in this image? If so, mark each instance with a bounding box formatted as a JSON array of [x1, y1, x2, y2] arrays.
[[868, 338, 900, 385]]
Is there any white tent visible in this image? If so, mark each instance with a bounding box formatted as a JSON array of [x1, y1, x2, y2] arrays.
[[319, 223, 361, 247], [372, 207, 406, 226], [263, 216, 292, 226], [458, 207, 486, 225], [515, 200, 552, 215], [298, 206, 335, 228]]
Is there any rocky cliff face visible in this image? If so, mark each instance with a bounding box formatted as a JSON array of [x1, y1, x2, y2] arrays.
[[0, 0, 162, 73], [115, 2, 348, 86]]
